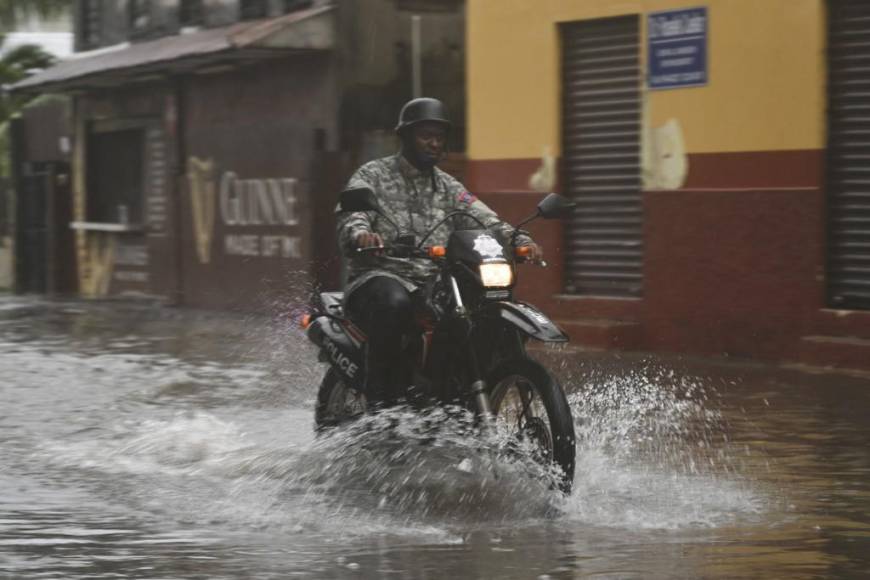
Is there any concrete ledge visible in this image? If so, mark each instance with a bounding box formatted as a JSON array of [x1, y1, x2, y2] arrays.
[[552, 294, 643, 320], [555, 318, 642, 351], [813, 309, 870, 339], [798, 334, 870, 372]]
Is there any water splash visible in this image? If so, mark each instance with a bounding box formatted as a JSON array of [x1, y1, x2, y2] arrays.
[[281, 406, 564, 523], [34, 338, 764, 536], [562, 359, 765, 529]]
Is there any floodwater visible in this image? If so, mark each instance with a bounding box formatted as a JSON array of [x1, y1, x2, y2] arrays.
[[1, 295, 869, 580]]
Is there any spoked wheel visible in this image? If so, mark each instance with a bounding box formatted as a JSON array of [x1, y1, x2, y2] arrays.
[[314, 368, 367, 431], [488, 358, 576, 493]]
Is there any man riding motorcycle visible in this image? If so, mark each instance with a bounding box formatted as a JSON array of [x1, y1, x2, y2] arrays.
[[336, 97, 543, 405]]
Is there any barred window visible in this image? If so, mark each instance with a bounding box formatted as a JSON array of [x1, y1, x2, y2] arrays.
[[129, 0, 151, 33], [79, 0, 103, 50], [284, 0, 313, 13], [180, 0, 204, 26], [394, 0, 462, 12], [239, 0, 268, 20]]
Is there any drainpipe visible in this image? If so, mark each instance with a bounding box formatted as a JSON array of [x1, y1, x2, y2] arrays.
[[412, 14, 422, 98], [171, 78, 186, 306]]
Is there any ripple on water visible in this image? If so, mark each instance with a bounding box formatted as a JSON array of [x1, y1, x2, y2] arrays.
[[48, 387, 760, 537], [30, 355, 767, 547]]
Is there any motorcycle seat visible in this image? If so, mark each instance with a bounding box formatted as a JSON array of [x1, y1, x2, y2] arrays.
[[320, 292, 344, 315]]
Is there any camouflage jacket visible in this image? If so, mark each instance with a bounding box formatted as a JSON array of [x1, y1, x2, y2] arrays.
[[337, 153, 532, 296]]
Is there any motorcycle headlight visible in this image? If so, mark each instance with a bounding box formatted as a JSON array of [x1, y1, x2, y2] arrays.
[[479, 262, 514, 288]]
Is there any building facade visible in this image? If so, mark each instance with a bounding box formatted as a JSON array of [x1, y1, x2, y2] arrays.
[[17, 0, 870, 372], [466, 0, 870, 372], [13, 0, 465, 308]]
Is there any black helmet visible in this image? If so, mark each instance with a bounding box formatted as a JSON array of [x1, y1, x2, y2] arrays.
[[395, 97, 451, 133]]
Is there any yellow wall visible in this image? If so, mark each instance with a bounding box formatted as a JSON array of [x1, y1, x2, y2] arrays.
[[467, 0, 826, 160]]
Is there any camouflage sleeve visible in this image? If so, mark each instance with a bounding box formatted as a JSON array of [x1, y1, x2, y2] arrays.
[[336, 165, 377, 254], [445, 175, 534, 247]]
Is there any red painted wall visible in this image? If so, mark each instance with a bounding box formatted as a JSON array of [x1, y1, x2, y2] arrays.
[[643, 187, 825, 359], [467, 151, 831, 362]]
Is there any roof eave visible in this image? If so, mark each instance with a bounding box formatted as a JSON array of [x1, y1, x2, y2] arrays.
[[10, 5, 335, 94]]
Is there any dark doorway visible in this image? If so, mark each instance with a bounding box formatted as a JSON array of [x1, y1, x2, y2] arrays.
[[14, 162, 75, 295], [15, 165, 48, 293]]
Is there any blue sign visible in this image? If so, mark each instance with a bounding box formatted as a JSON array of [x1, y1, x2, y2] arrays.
[[648, 7, 708, 90]]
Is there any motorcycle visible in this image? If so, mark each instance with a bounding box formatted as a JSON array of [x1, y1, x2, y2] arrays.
[[302, 188, 577, 492]]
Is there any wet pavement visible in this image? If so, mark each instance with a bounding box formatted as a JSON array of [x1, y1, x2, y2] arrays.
[[1, 294, 869, 579]]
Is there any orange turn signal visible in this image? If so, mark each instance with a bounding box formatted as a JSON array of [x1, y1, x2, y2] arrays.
[[300, 313, 312, 329], [515, 246, 532, 258], [428, 245, 446, 258]]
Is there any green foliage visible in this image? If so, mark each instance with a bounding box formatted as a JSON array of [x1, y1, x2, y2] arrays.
[[0, 0, 68, 122], [0, 37, 57, 177], [1, 37, 56, 122], [0, 0, 71, 30], [0, 1, 68, 184]]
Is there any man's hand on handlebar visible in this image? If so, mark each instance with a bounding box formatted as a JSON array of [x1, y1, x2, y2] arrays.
[[519, 242, 544, 263], [354, 231, 384, 252]]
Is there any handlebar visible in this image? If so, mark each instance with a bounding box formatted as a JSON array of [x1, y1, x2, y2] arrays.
[[513, 245, 547, 267], [357, 244, 547, 266], [515, 255, 548, 267], [355, 244, 432, 259]]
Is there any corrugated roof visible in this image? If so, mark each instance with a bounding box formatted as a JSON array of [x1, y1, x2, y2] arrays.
[[11, 5, 334, 92]]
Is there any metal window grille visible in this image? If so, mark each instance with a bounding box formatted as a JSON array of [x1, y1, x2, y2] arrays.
[[393, 0, 463, 12], [129, 0, 151, 33], [826, 0, 870, 309], [240, 0, 268, 20], [180, 0, 204, 26], [560, 15, 643, 297], [79, 0, 102, 49], [284, 0, 314, 13]]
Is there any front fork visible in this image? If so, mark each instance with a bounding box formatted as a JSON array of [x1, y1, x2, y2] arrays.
[[468, 347, 494, 422], [449, 275, 495, 425]]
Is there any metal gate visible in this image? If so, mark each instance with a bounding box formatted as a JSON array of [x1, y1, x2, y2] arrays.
[[560, 15, 643, 297], [15, 166, 49, 294], [827, 0, 870, 310], [12, 160, 75, 295]]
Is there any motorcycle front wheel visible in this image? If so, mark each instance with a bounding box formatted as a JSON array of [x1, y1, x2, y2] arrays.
[[314, 367, 367, 431], [488, 358, 576, 493]]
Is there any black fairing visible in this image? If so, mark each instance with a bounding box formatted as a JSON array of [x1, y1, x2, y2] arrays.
[[479, 301, 568, 342], [447, 230, 514, 297]]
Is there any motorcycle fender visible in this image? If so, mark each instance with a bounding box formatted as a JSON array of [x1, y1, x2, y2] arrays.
[[483, 301, 568, 342]]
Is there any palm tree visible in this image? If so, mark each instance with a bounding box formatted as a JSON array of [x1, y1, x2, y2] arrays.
[[0, 1, 67, 236], [0, 36, 56, 177], [0, 0, 71, 30], [0, 0, 67, 125], [0, 38, 56, 121]]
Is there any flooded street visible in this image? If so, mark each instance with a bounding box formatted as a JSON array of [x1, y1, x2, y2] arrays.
[[1, 295, 869, 579]]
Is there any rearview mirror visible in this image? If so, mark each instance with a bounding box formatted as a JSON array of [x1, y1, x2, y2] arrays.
[[339, 187, 380, 213], [537, 193, 576, 219]]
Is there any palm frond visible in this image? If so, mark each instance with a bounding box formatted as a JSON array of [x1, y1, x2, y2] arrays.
[[0, 0, 72, 30]]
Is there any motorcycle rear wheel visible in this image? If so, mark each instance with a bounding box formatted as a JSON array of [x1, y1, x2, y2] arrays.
[[488, 358, 576, 493], [314, 368, 367, 430]]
